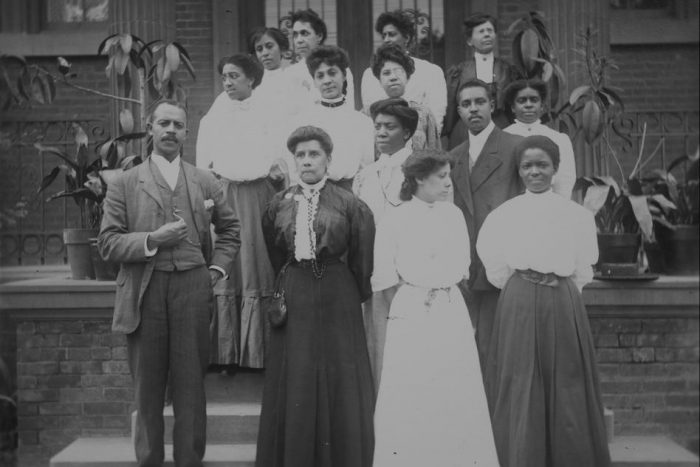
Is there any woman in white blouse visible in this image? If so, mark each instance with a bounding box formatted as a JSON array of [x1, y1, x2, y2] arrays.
[[372, 149, 499, 466], [196, 54, 280, 370], [477, 135, 611, 467], [503, 79, 577, 198]]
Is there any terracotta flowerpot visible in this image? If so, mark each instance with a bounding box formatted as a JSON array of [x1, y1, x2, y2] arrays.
[[63, 228, 98, 280], [597, 232, 641, 264], [89, 238, 119, 281]]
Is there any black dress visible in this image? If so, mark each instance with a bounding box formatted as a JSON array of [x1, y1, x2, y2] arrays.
[[256, 182, 376, 467]]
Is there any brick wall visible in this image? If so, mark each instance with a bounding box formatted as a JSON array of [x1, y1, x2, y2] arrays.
[[593, 317, 700, 453], [15, 319, 131, 454]]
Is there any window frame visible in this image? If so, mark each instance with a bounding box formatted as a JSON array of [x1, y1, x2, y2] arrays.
[[610, 0, 699, 45]]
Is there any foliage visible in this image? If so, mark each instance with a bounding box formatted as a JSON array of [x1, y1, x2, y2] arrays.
[[507, 11, 566, 112]]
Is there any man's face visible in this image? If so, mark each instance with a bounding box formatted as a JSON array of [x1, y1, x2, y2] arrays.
[[456, 86, 493, 134], [148, 103, 187, 160], [293, 21, 323, 58]]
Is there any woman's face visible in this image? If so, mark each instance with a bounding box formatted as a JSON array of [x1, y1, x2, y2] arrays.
[[293, 21, 323, 58], [255, 34, 283, 70], [313, 62, 345, 100], [381, 23, 409, 50], [374, 113, 410, 155], [467, 21, 496, 54], [416, 163, 452, 203], [221, 63, 253, 101], [293, 139, 330, 184], [519, 148, 557, 193], [512, 87, 544, 124], [379, 60, 408, 98]]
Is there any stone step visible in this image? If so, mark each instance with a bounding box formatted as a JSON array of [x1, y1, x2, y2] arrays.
[[131, 402, 261, 445], [605, 407, 615, 443], [205, 370, 264, 404], [49, 438, 255, 467], [610, 436, 699, 467]]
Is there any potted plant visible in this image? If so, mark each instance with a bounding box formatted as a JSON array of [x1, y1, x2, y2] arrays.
[[641, 148, 700, 274]]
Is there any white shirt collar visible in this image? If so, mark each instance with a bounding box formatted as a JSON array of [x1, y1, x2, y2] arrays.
[[150, 153, 181, 190], [513, 119, 542, 132], [524, 188, 555, 197], [378, 143, 412, 168], [468, 121, 496, 164], [298, 175, 328, 194], [474, 51, 494, 62]]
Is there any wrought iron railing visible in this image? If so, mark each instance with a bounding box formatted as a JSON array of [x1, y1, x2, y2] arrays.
[[0, 118, 107, 266]]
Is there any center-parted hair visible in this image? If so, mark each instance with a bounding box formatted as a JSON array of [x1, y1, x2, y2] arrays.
[[306, 45, 350, 76], [375, 10, 415, 43], [247, 27, 290, 55], [291, 8, 327, 43], [287, 125, 334, 157], [400, 149, 454, 201], [369, 98, 419, 139], [503, 79, 548, 109], [217, 54, 264, 89], [370, 43, 416, 80], [515, 135, 561, 170], [463, 12, 497, 38]]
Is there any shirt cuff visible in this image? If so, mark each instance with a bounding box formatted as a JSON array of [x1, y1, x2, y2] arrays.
[[208, 265, 228, 280], [144, 234, 158, 257]]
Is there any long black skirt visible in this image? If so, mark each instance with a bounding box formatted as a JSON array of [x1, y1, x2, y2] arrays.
[[485, 274, 611, 467], [255, 262, 375, 467]]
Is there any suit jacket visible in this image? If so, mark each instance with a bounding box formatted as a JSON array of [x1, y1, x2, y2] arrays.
[[443, 57, 516, 144], [98, 159, 240, 334], [449, 127, 524, 291]]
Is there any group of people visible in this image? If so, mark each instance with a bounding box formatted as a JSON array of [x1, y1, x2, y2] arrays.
[[97, 8, 610, 467]]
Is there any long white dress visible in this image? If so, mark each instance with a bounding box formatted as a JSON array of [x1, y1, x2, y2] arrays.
[[372, 197, 499, 467]]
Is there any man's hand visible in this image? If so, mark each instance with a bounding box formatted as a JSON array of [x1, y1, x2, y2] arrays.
[[209, 269, 223, 285], [147, 213, 188, 249]]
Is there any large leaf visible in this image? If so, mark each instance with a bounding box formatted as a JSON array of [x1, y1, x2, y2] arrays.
[[35, 143, 79, 171], [628, 195, 654, 241], [73, 123, 89, 148], [47, 187, 100, 203], [119, 33, 133, 54], [520, 29, 540, 73], [582, 184, 611, 215], [165, 43, 181, 73], [97, 34, 120, 55], [37, 166, 61, 193], [582, 100, 603, 144], [568, 85, 591, 106], [119, 108, 134, 134], [31, 76, 46, 104]]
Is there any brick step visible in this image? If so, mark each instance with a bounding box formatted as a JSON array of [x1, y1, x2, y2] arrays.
[[204, 370, 264, 404], [606, 407, 615, 443], [131, 402, 261, 445], [49, 438, 255, 467], [51, 435, 698, 467], [610, 436, 699, 467]]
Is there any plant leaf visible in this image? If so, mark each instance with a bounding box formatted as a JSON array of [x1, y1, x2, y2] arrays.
[[35, 143, 79, 170], [165, 43, 181, 73], [541, 61, 553, 82], [583, 185, 611, 215], [97, 34, 120, 55], [582, 99, 603, 144], [37, 166, 61, 193], [115, 50, 130, 75], [506, 17, 525, 36], [520, 29, 540, 73], [120, 33, 133, 54], [31, 76, 45, 104], [119, 108, 134, 134], [628, 195, 654, 241], [568, 85, 591, 105], [114, 131, 148, 142]]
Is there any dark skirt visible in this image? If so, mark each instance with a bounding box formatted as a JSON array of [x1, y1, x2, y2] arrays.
[[485, 274, 611, 467], [255, 262, 375, 467], [210, 178, 276, 367]]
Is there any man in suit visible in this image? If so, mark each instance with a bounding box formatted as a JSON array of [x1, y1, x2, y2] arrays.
[[449, 79, 523, 372], [98, 100, 240, 467], [443, 13, 517, 149]]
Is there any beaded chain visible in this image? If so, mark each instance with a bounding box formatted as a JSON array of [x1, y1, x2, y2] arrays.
[[303, 188, 326, 280]]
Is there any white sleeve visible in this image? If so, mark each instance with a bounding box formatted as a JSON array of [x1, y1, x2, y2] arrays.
[[572, 208, 598, 291], [345, 67, 355, 109], [195, 114, 214, 170], [426, 63, 447, 134], [476, 208, 513, 289], [371, 215, 400, 292], [553, 132, 577, 199], [452, 206, 471, 281], [360, 67, 386, 113]]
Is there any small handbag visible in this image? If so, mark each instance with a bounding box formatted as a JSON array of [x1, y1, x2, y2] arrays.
[[266, 262, 290, 328]]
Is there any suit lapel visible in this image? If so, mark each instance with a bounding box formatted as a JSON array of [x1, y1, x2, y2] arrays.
[[460, 58, 477, 83], [470, 128, 504, 192], [140, 159, 164, 210], [452, 143, 474, 216]]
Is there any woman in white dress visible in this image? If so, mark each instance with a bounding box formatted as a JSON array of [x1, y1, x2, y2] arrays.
[[196, 54, 281, 369], [372, 149, 499, 466], [477, 135, 610, 467], [503, 79, 576, 198]]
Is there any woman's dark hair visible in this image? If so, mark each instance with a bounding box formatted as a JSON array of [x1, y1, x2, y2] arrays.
[[503, 79, 548, 109], [247, 27, 289, 55], [400, 149, 454, 201], [370, 43, 415, 80], [306, 45, 350, 76], [217, 54, 264, 89], [291, 8, 327, 43], [463, 12, 497, 38], [369, 98, 419, 139], [375, 10, 415, 43], [515, 135, 561, 171], [287, 125, 333, 157]]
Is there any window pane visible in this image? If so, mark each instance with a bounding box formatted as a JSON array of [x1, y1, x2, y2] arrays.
[[46, 0, 109, 23]]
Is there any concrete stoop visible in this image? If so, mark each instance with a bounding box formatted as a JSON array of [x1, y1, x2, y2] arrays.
[[610, 436, 699, 467]]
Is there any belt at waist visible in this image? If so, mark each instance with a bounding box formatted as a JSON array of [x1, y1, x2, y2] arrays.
[[515, 269, 562, 287]]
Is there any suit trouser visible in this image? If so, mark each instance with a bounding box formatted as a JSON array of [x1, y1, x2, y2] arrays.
[[127, 266, 211, 467], [465, 290, 500, 375]]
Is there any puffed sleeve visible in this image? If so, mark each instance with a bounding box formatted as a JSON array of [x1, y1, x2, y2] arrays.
[[450, 205, 471, 282], [552, 132, 577, 199], [571, 207, 598, 291], [371, 210, 400, 293], [476, 206, 513, 289], [426, 62, 447, 135], [262, 193, 288, 275], [348, 196, 376, 302], [195, 113, 214, 170]]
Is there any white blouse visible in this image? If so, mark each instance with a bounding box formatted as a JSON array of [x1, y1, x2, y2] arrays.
[[195, 91, 274, 181], [476, 189, 598, 292], [353, 145, 412, 226], [254, 67, 307, 120], [286, 100, 375, 184], [504, 120, 577, 199], [372, 197, 470, 292], [361, 56, 447, 133]]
